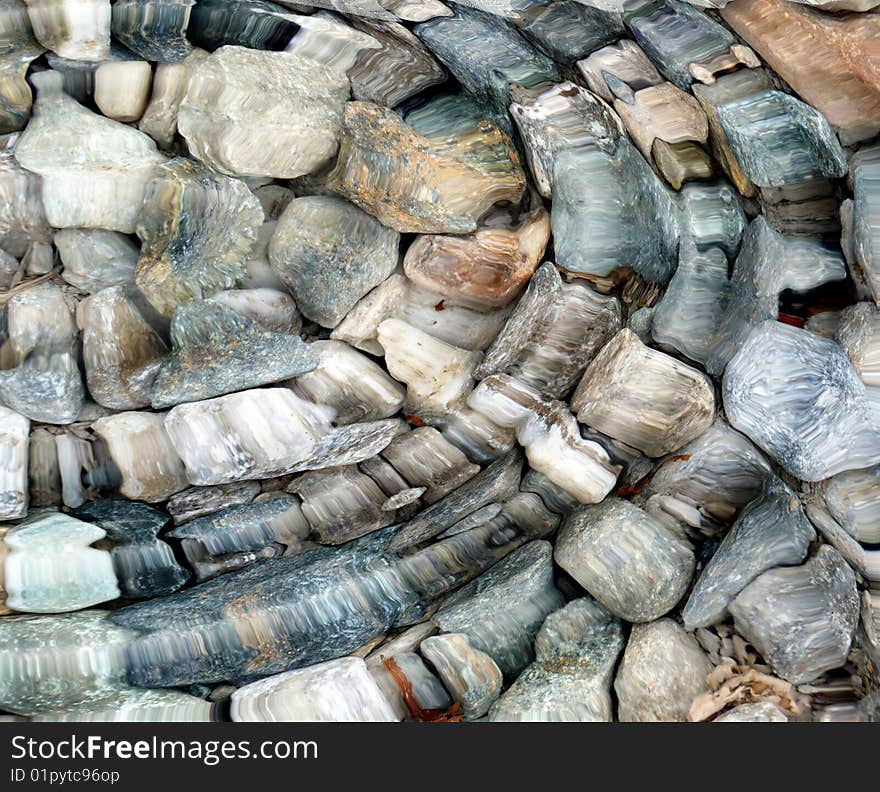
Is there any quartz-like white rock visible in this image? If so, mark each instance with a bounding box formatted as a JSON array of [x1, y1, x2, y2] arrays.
[[24, 0, 110, 60], [421, 633, 502, 720], [94, 58, 152, 123], [55, 227, 138, 293], [138, 49, 208, 149], [0, 406, 28, 520], [231, 657, 399, 722]]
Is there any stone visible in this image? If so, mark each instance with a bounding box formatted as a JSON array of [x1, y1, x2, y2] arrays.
[[0, 405, 28, 520], [327, 97, 526, 234], [92, 411, 189, 502], [24, 0, 110, 60], [421, 633, 502, 719], [576, 38, 662, 103], [467, 375, 620, 504], [3, 514, 119, 613], [714, 702, 789, 723], [111, 0, 193, 62], [138, 49, 208, 149], [167, 481, 259, 525], [0, 282, 84, 424], [290, 340, 404, 425], [571, 329, 715, 457], [403, 202, 549, 311], [55, 228, 138, 293], [0, 131, 52, 258], [729, 546, 860, 684], [14, 71, 163, 233], [367, 650, 450, 717], [178, 46, 349, 179], [433, 541, 564, 679], [837, 302, 880, 388], [556, 499, 694, 622], [0, 1, 44, 134], [849, 145, 880, 305], [150, 300, 316, 409], [682, 479, 815, 630], [489, 598, 623, 722], [614, 619, 712, 722], [823, 464, 880, 545], [652, 139, 713, 190], [723, 321, 880, 481], [35, 688, 215, 722], [513, 0, 624, 64], [93, 57, 152, 123], [231, 658, 398, 722], [135, 157, 263, 318], [75, 499, 189, 598], [475, 262, 621, 399], [208, 288, 301, 335], [80, 286, 168, 410], [268, 195, 399, 328], [720, 0, 880, 145]]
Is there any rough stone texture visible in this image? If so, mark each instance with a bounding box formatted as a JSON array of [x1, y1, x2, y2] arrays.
[[421, 633, 502, 719]]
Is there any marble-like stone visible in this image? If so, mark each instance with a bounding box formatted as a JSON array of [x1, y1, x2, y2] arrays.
[[0, 405, 28, 520], [682, 479, 815, 630], [367, 650, 450, 718], [35, 688, 215, 722], [489, 598, 623, 722], [823, 464, 880, 545], [729, 546, 860, 684], [55, 228, 138, 293], [231, 657, 398, 722], [135, 157, 263, 318], [327, 97, 526, 234], [0, 132, 52, 258], [93, 58, 152, 122], [178, 46, 349, 179], [111, 0, 193, 62], [433, 541, 564, 679], [138, 49, 208, 148], [421, 633, 502, 719], [0, 1, 44, 134], [24, 0, 110, 60], [576, 38, 662, 103], [4, 514, 119, 613], [0, 282, 84, 424], [556, 499, 694, 622], [614, 618, 712, 722], [723, 321, 880, 481], [208, 287, 301, 335], [467, 374, 620, 504], [92, 411, 189, 502], [837, 302, 880, 388], [571, 329, 715, 457], [476, 262, 621, 399], [268, 196, 399, 328], [714, 702, 789, 723], [14, 71, 163, 233], [75, 499, 189, 598], [80, 286, 167, 410], [849, 145, 880, 306]]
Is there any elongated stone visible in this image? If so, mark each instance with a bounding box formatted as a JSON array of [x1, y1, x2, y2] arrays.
[[414, 6, 559, 114], [850, 145, 880, 306], [0, 282, 84, 424], [55, 430, 96, 508], [513, 0, 624, 64], [327, 97, 526, 234], [24, 0, 110, 60], [289, 465, 394, 545], [0, 611, 135, 716], [15, 71, 163, 233], [268, 195, 398, 328], [403, 203, 549, 312], [291, 340, 404, 425], [167, 481, 259, 525], [476, 262, 621, 398], [729, 546, 859, 684], [112, 0, 193, 62], [150, 300, 316, 408], [682, 479, 815, 630], [35, 688, 215, 722], [723, 321, 880, 481], [112, 514, 547, 686], [55, 228, 138, 293], [138, 49, 208, 148], [290, 418, 405, 473], [4, 514, 119, 613], [178, 46, 349, 179], [642, 420, 773, 536], [556, 498, 694, 622], [571, 329, 715, 457], [389, 450, 521, 550], [720, 0, 880, 145], [433, 541, 564, 679], [0, 406, 28, 520], [0, 1, 43, 134], [511, 82, 679, 283], [80, 286, 167, 410], [232, 657, 398, 722], [75, 499, 189, 598], [421, 633, 502, 719], [614, 619, 712, 722], [0, 132, 51, 258], [92, 411, 189, 502], [169, 495, 309, 579], [164, 388, 332, 486], [208, 287, 300, 334], [135, 157, 263, 318], [348, 19, 445, 107], [468, 374, 620, 504], [489, 598, 623, 722]]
